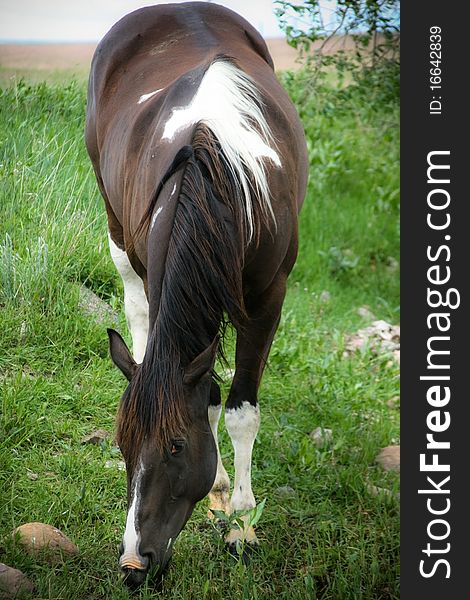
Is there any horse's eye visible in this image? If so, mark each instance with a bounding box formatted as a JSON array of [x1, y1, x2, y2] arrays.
[[170, 440, 185, 456]]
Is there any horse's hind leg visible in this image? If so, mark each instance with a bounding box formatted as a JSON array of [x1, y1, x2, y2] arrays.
[[207, 382, 231, 519], [108, 233, 149, 363], [224, 272, 287, 551]]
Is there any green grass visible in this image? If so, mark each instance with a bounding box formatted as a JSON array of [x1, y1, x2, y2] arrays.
[[0, 73, 399, 599], [0, 67, 91, 87]]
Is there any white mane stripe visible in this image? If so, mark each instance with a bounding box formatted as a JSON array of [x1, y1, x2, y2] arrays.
[[162, 60, 280, 240]]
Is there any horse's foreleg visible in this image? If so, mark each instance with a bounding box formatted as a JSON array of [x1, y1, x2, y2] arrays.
[[108, 233, 149, 363], [207, 382, 231, 518], [224, 273, 287, 551], [224, 400, 260, 548]]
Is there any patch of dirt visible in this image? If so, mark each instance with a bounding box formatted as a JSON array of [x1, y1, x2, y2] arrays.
[[0, 43, 96, 73], [0, 34, 382, 82]]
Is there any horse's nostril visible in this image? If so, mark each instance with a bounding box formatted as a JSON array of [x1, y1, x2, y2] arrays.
[[143, 550, 157, 566], [121, 566, 148, 589]]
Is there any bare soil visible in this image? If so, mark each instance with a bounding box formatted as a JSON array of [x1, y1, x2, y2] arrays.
[[0, 33, 389, 85], [0, 39, 298, 83], [0, 35, 366, 82]]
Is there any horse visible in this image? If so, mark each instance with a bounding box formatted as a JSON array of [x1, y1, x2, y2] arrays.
[[85, 1, 308, 589]]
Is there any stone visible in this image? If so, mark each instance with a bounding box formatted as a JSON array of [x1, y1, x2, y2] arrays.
[[344, 320, 400, 362], [386, 396, 400, 409], [0, 563, 34, 599], [309, 427, 333, 448], [81, 429, 110, 445], [375, 445, 400, 472], [357, 305, 376, 320], [386, 257, 399, 272], [274, 486, 296, 499], [104, 459, 126, 471], [366, 484, 399, 501], [78, 284, 118, 325], [11, 523, 78, 564]]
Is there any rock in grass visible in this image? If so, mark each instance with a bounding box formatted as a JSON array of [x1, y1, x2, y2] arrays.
[[78, 284, 118, 325], [274, 486, 296, 499], [309, 427, 333, 448], [375, 445, 400, 472], [104, 459, 126, 471], [81, 429, 110, 445], [26, 470, 38, 481], [344, 320, 400, 362], [366, 483, 399, 501], [0, 563, 34, 599], [386, 256, 399, 272], [357, 305, 376, 320], [11, 523, 78, 564]]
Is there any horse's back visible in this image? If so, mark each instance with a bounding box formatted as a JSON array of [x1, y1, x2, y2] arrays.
[[85, 2, 308, 279], [86, 2, 274, 144]]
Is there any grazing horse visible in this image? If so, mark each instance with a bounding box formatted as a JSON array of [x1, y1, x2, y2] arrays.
[[85, 1, 308, 588]]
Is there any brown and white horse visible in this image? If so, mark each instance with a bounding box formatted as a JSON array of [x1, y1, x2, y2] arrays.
[[85, 1, 308, 588]]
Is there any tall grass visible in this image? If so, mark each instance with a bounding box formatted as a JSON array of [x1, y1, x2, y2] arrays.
[[0, 75, 399, 599]]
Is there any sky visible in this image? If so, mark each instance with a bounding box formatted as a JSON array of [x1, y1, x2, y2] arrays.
[[0, 0, 289, 43]]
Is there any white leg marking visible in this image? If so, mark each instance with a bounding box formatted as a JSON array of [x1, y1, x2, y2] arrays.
[[108, 234, 149, 363], [225, 402, 260, 512], [120, 462, 146, 570], [207, 404, 231, 515], [225, 402, 260, 545]]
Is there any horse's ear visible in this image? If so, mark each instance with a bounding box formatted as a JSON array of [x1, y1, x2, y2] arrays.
[[107, 329, 137, 381], [183, 336, 219, 387]]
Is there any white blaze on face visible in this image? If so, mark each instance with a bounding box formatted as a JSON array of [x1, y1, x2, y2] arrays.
[[120, 462, 146, 570]]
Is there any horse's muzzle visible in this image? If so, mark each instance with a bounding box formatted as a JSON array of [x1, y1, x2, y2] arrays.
[[122, 566, 148, 589], [120, 550, 150, 589], [120, 552, 171, 590]]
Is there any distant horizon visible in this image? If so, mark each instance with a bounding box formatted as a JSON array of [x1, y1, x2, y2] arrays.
[[0, 0, 291, 44], [0, 33, 286, 45], [0, 39, 100, 45]]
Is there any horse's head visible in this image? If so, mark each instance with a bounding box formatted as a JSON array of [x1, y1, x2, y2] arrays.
[[107, 330, 218, 589]]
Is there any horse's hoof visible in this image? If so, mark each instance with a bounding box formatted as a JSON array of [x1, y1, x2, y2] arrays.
[[206, 514, 228, 534], [214, 518, 227, 531], [225, 540, 258, 564]]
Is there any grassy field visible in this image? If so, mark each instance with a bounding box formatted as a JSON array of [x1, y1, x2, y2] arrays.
[[0, 70, 399, 599]]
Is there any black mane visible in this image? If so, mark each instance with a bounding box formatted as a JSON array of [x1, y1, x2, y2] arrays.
[[117, 125, 249, 460]]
